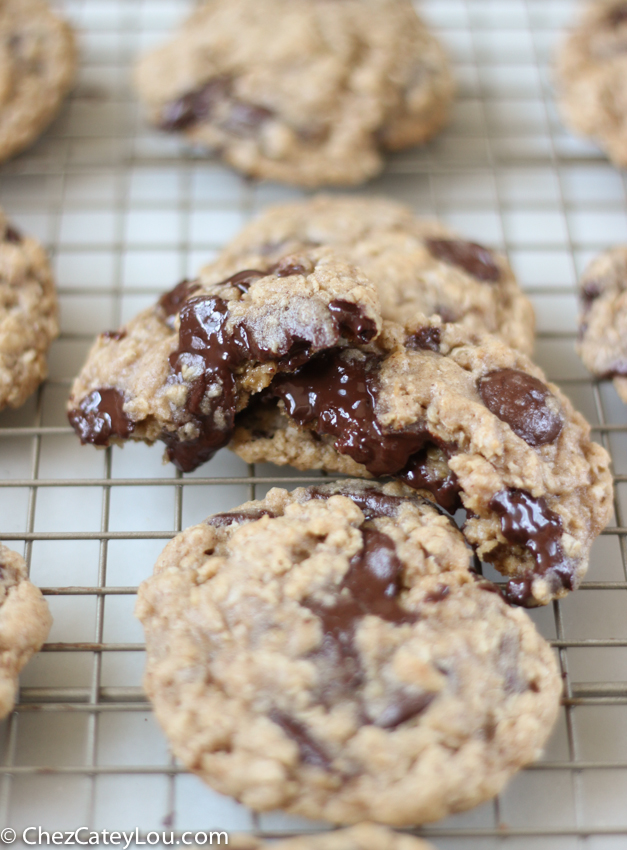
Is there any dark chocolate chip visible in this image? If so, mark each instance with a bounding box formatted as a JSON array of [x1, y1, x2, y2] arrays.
[[307, 488, 413, 520], [68, 388, 134, 446], [101, 330, 127, 342], [267, 258, 310, 278], [158, 279, 201, 326], [426, 238, 501, 283], [372, 692, 435, 729], [424, 584, 451, 604], [479, 368, 563, 447], [4, 225, 22, 244], [269, 710, 332, 770], [490, 489, 577, 606], [328, 300, 377, 344], [160, 76, 231, 131], [206, 509, 276, 528], [406, 327, 441, 353], [398, 449, 462, 513], [219, 269, 267, 294]]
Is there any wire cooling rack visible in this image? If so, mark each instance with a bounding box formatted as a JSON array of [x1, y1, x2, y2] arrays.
[[0, 0, 626, 846]]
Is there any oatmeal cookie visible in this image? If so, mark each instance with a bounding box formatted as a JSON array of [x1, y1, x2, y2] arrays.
[[134, 0, 454, 187], [577, 245, 627, 402], [0, 208, 59, 409], [136, 481, 561, 825], [555, 0, 627, 166], [0, 542, 52, 718], [221, 196, 535, 354], [0, 0, 76, 162], [232, 319, 613, 606], [67, 248, 381, 472]]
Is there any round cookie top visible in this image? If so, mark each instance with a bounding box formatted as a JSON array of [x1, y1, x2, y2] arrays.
[[136, 481, 562, 826], [134, 0, 454, 187], [67, 248, 382, 472], [555, 0, 627, 166], [232, 319, 613, 606], [577, 246, 627, 403], [0, 208, 59, 410], [229, 825, 435, 850], [0, 0, 76, 163], [0, 542, 52, 719], [219, 196, 535, 354]]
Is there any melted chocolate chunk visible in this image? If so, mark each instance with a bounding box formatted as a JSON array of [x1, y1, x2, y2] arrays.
[[479, 369, 563, 447], [101, 330, 127, 342], [490, 489, 576, 606], [4, 225, 22, 244], [328, 300, 377, 343], [372, 692, 435, 729], [219, 269, 267, 294], [426, 238, 501, 283], [158, 279, 201, 325], [68, 388, 134, 446], [160, 76, 231, 131], [271, 351, 429, 477], [269, 710, 332, 770], [406, 327, 441, 353], [206, 509, 276, 527], [307, 487, 414, 520], [267, 258, 310, 278], [399, 449, 462, 512]]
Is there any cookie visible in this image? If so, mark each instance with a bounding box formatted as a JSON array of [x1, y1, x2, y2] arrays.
[[67, 248, 382, 472], [555, 0, 627, 166], [577, 246, 627, 402], [0, 208, 59, 410], [136, 481, 561, 826], [232, 319, 613, 606], [229, 825, 435, 850], [221, 196, 535, 354], [0, 0, 76, 163], [0, 543, 52, 718], [134, 0, 454, 187]]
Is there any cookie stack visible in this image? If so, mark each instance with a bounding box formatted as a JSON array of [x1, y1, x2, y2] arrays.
[[67, 196, 613, 828]]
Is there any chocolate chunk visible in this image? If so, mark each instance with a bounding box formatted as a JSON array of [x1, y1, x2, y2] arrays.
[[267, 258, 310, 278], [372, 692, 435, 729], [219, 269, 266, 294], [4, 225, 22, 244], [580, 278, 603, 312], [426, 238, 501, 283], [269, 710, 332, 770], [399, 449, 461, 512], [160, 76, 231, 131], [206, 509, 276, 527], [158, 279, 201, 326], [101, 330, 127, 342], [68, 388, 134, 446], [406, 327, 441, 353], [328, 300, 377, 344], [424, 584, 451, 604], [479, 368, 563, 447], [490, 489, 577, 606], [307, 488, 413, 520], [224, 101, 274, 136], [270, 351, 429, 477]]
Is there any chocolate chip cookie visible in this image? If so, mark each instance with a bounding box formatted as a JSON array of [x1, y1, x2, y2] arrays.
[[0, 0, 76, 163], [230, 825, 434, 850], [232, 319, 613, 606], [0, 543, 52, 718], [577, 246, 627, 402], [136, 481, 561, 825], [67, 248, 381, 472], [221, 196, 535, 354], [0, 209, 59, 410], [555, 0, 627, 166], [134, 0, 454, 187]]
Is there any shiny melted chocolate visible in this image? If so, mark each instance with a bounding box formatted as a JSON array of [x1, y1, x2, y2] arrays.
[[328, 300, 377, 344], [490, 489, 576, 606], [400, 449, 461, 512], [307, 487, 417, 519], [206, 509, 276, 528], [406, 326, 441, 353], [479, 368, 563, 447], [158, 279, 201, 326], [426, 238, 501, 283], [68, 388, 134, 446]]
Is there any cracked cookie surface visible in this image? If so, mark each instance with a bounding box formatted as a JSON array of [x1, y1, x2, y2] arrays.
[[230, 825, 434, 850], [577, 246, 627, 403], [0, 207, 59, 410], [232, 320, 613, 606], [220, 195, 535, 354], [134, 0, 453, 187], [555, 0, 627, 166], [67, 248, 381, 472], [0, 542, 52, 718], [0, 0, 76, 162], [136, 481, 561, 826]]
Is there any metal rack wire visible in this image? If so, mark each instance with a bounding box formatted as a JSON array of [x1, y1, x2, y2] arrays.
[[0, 0, 626, 845]]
